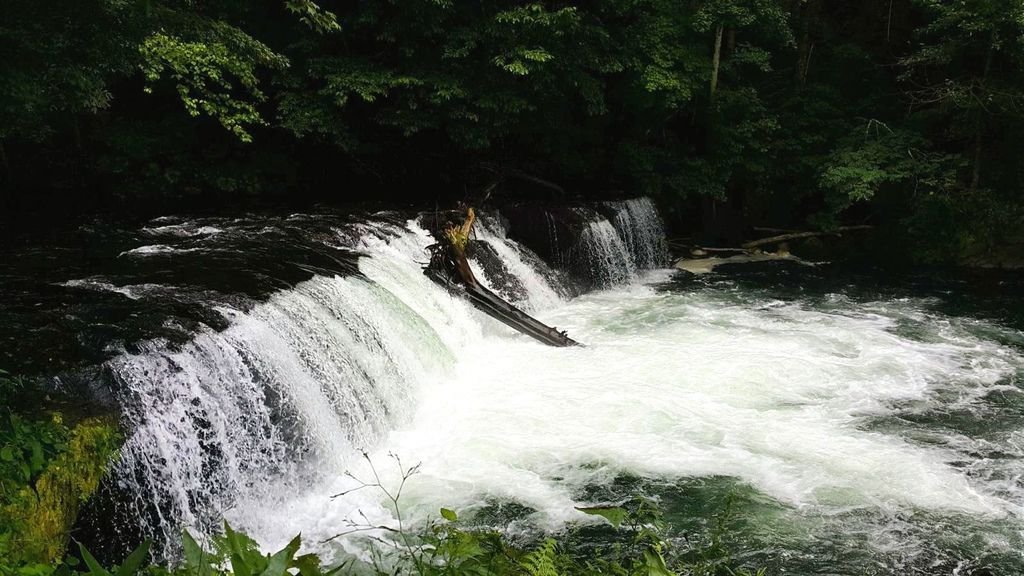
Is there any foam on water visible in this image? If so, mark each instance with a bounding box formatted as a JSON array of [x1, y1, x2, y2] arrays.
[[237, 272, 1024, 537], [59, 279, 167, 300], [102, 200, 1024, 571], [142, 224, 224, 238], [232, 275, 1024, 570], [118, 244, 206, 257]]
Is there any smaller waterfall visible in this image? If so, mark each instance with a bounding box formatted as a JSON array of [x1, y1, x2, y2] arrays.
[[579, 217, 637, 286], [605, 197, 669, 269], [471, 214, 568, 312], [569, 197, 668, 287]]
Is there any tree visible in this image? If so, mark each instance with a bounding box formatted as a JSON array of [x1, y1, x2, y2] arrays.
[[901, 0, 1024, 191], [692, 0, 791, 100]]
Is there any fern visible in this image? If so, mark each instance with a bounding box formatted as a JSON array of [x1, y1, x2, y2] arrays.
[[520, 538, 560, 576]]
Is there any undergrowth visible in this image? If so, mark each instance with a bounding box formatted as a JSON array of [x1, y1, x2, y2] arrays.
[[0, 369, 121, 573], [2, 453, 764, 576], [1, 367, 763, 576]]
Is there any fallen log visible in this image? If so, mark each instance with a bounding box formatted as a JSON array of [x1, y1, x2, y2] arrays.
[[426, 207, 581, 347], [741, 225, 873, 250], [674, 251, 819, 275]]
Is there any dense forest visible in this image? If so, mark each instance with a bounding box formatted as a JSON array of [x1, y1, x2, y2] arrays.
[[2, 0, 1023, 263]]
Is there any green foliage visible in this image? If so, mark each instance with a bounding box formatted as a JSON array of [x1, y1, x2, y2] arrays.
[[0, 369, 26, 406], [575, 506, 628, 528], [692, 0, 792, 41], [0, 447, 763, 576], [139, 21, 288, 142], [0, 0, 142, 140], [4, 0, 1024, 263], [3, 417, 120, 567], [37, 499, 762, 576], [77, 538, 151, 576], [0, 372, 67, 501], [182, 524, 314, 576], [818, 124, 958, 221], [285, 1, 340, 34], [0, 369, 122, 573], [0, 412, 66, 489]]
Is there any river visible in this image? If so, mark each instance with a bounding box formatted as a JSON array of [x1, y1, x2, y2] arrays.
[[11, 199, 1021, 574]]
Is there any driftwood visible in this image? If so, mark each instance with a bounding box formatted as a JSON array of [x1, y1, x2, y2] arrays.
[[672, 226, 873, 274], [688, 247, 749, 254], [741, 225, 873, 250], [675, 251, 819, 275], [427, 207, 580, 347]]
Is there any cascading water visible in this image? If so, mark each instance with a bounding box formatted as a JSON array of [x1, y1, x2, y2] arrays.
[[100, 203, 657, 559], [67, 197, 1024, 574], [468, 214, 568, 313], [604, 197, 669, 270], [108, 232, 455, 554], [578, 216, 637, 286]]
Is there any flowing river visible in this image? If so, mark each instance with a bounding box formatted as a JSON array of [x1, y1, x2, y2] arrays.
[[12, 199, 1021, 575], [224, 266, 1024, 575]]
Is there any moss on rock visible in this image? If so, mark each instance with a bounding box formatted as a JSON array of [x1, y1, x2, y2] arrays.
[[1, 416, 120, 566]]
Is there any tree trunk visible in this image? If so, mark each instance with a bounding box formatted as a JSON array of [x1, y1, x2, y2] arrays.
[[741, 226, 873, 250], [971, 34, 996, 193], [710, 23, 724, 101], [427, 207, 580, 347], [970, 132, 983, 192], [886, 0, 894, 43], [0, 139, 10, 210], [794, 0, 818, 87]]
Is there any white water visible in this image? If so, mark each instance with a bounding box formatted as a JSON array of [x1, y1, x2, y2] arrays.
[[231, 274, 1024, 565], [110, 221, 460, 546], [605, 197, 669, 269], [105, 199, 1024, 571], [579, 216, 637, 286], [469, 214, 566, 312]]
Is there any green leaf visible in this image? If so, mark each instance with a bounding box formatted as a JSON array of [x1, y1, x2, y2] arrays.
[[29, 439, 45, 472], [78, 542, 113, 576], [182, 530, 215, 576], [440, 508, 458, 522], [575, 505, 628, 528], [114, 539, 152, 576], [293, 554, 322, 576], [258, 535, 301, 576], [222, 521, 262, 576], [643, 548, 675, 576]]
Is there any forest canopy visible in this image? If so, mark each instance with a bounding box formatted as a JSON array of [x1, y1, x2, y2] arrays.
[[1, 0, 1023, 263]]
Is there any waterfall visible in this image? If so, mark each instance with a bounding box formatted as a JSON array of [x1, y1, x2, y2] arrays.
[[98, 199, 669, 559], [579, 217, 637, 286], [605, 197, 669, 269], [470, 214, 568, 313], [573, 197, 667, 287]]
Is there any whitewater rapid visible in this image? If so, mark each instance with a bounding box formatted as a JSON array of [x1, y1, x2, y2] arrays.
[[230, 267, 1024, 563], [100, 198, 1024, 571]]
